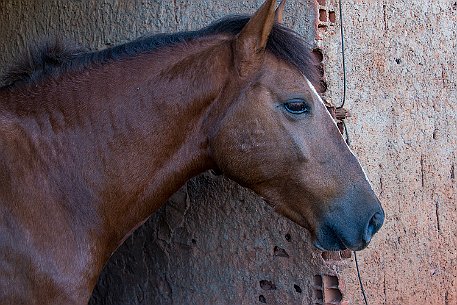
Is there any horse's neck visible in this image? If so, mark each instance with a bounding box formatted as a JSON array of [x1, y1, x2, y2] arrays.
[[1, 37, 230, 301], [82, 47, 227, 238], [72, 40, 231, 248]]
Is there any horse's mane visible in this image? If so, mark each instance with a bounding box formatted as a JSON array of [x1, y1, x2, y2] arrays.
[[0, 15, 318, 89]]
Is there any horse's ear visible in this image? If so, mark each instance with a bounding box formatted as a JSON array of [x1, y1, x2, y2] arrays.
[[275, 0, 286, 24], [235, 0, 277, 77]]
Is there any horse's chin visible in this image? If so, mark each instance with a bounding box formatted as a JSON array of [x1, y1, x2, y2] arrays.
[[313, 234, 368, 252], [313, 239, 347, 252]]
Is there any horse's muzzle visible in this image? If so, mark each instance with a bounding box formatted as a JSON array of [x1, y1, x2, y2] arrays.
[[314, 201, 385, 252]]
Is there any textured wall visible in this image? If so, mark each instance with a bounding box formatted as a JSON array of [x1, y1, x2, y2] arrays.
[[316, 0, 457, 304], [0, 0, 316, 78], [89, 175, 340, 305], [1, 0, 456, 304]]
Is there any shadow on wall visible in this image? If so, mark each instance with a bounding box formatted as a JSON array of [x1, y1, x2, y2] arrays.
[[89, 174, 345, 305]]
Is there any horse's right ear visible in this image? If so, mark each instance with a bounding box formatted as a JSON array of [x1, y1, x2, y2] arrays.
[[234, 0, 277, 77]]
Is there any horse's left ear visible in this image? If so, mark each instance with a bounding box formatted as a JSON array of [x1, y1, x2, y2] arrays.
[[234, 0, 277, 77], [275, 0, 286, 24]]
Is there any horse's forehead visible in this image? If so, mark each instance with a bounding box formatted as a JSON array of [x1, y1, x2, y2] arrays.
[[260, 56, 321, 103], [262, 56, 304, 86]]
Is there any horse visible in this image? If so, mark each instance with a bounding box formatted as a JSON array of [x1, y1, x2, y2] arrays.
[[0, 0, 384, 304]]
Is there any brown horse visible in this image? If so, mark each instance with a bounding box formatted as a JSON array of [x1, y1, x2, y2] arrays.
[[0, 1, 384, 304]]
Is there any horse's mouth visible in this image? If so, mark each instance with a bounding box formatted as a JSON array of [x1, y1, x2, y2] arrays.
[[313, 226, 369, 252], [313, 237, 347, 252]]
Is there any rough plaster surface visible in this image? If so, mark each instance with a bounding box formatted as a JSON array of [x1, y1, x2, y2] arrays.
[[1, 0, 456, 304], [0, 0, 315, 78], [316, 0, 457, 304], [89, 175, 337, 305]]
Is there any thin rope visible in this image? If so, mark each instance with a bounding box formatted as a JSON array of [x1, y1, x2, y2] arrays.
[[338, 0, 347, 109], [354, 251, 369, 305], [337, 1, 368, 304]]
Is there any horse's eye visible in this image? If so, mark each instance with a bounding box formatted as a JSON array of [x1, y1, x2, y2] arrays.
[[283, 99, 310, 114]]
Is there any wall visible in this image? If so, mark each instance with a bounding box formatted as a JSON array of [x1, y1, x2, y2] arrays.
[[0, 0, 316, 77], [0, 0, 456, 304], [316, 0, 457, 304]]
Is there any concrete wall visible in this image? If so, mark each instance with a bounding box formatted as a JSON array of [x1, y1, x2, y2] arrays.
[[1, 0, 456, 304]]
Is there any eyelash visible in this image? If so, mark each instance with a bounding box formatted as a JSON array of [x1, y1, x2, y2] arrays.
[[283, 99, 310, 114]]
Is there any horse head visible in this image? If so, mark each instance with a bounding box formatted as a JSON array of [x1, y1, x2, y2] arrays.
[[209, 0, 384, 251]]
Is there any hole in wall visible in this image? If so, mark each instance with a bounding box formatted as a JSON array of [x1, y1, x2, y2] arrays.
[[259, 295, 267, 303], [311, 48, 327, 93], [285, 233, 291, 242], [324, 288, 343, 303], [395, 58, 402, 64], [322, 250, 354, 261], [321, 251, 340, 261], [294, 284, 302, 293], [317, 63, 325, 77], [318, 80, 328, 93], [329, 11, 336, 23], [318, 24, 328, 30], [340, 249, 352, 259], [273, 246, 290, 258], [260, 280, 277, 291], [322, 275, 339, 288], [315, 288, 324, 302], [315, 68, 327, 93], [314, 274, 344, 304], [314, 275, 323, 287], [319, 9, 328, 22], [312, 48, 324, 63]]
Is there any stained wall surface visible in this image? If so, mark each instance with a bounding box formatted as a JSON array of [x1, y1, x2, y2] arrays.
[[0, 0, 456, 305]]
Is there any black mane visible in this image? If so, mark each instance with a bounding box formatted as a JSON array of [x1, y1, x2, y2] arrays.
[[1, 15, 318, 89]]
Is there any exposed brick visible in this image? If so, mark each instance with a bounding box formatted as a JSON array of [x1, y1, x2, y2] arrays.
[[319, 9, 328, 22]]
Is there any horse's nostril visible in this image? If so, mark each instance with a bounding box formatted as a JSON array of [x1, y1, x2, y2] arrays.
[[367, 211, 384, 238]]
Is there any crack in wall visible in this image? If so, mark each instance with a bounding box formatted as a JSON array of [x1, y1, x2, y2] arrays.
[[383, 271, 387, 304], [383, 3, 388, 32], [435, 199, 441, 234], [420, 155, 426, 188]]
